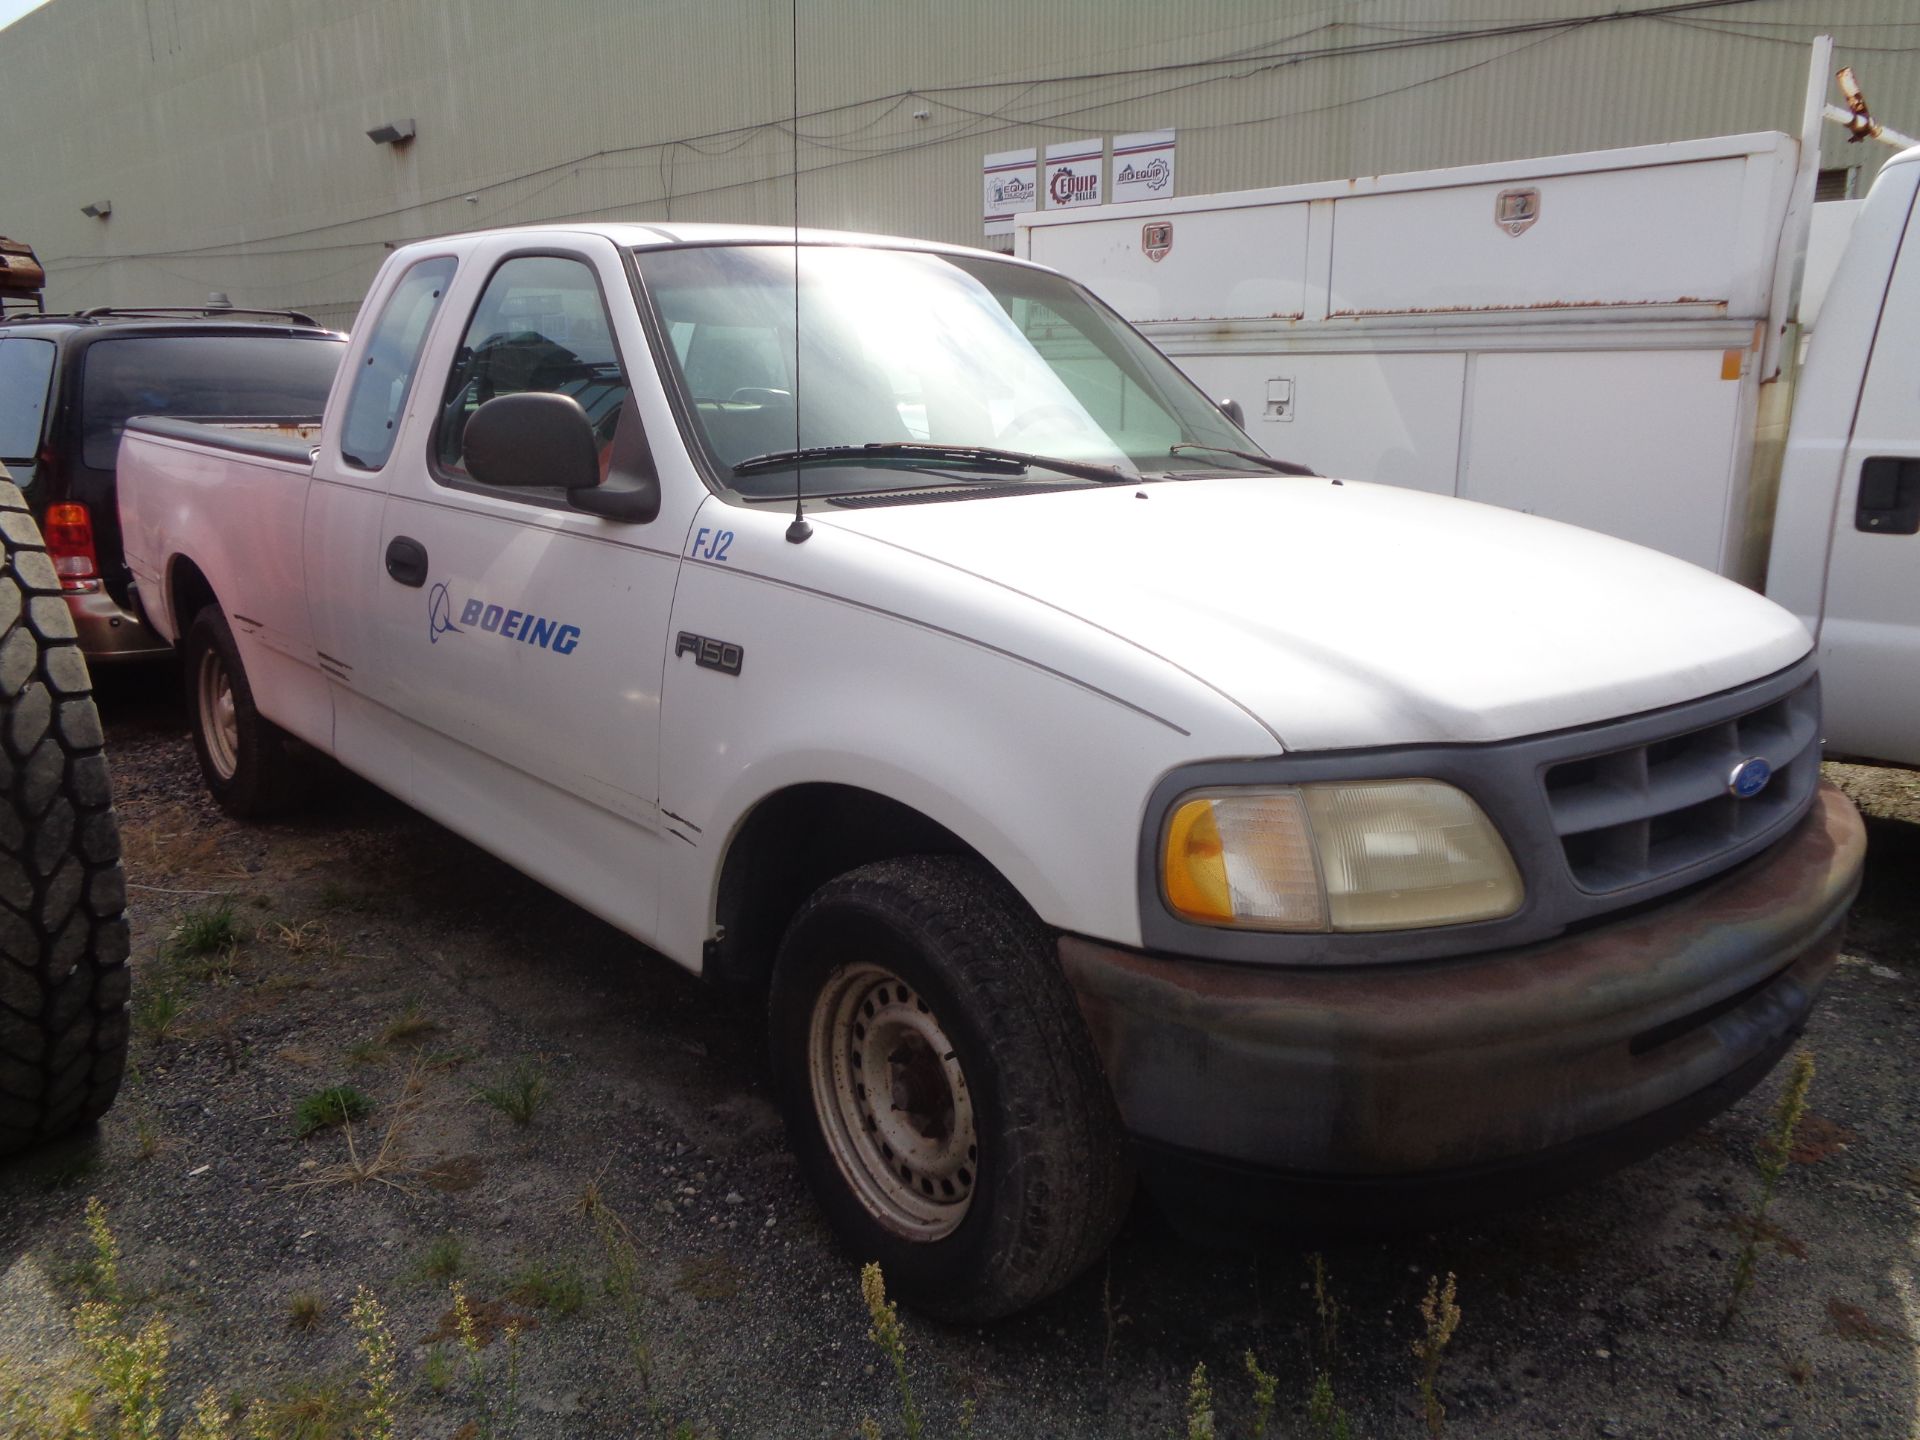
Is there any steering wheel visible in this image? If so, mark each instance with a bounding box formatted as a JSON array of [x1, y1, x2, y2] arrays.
[[997, 402, 1087, 447]]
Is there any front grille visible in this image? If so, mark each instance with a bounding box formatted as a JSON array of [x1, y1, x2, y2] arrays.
[[1542, 676, 1821, 893]]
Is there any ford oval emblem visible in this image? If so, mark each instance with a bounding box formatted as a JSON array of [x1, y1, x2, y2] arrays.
[[1728, 756, 1773, 799]]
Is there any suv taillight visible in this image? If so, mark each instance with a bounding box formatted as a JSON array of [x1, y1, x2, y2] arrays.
[[44, 503, 101, 592]]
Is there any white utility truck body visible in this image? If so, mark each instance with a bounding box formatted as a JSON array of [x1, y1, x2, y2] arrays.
[[1017, 136, 1920, 768], [116, 223, 1863, 1319]]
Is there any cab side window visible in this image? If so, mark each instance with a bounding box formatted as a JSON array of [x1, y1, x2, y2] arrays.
[[339, 256, 457, 471], [435, 255, 628, 483]]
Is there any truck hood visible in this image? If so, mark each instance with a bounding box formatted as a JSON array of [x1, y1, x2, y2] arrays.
[[816, 476, 1811, 751]]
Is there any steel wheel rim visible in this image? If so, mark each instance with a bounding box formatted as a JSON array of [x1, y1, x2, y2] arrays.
[[197, 648, 239, 782], [808, 961, 977, 1240]]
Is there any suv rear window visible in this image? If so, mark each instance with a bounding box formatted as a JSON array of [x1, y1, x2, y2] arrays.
[[0, 336, 56, 464], [79, 334, 344, 470]]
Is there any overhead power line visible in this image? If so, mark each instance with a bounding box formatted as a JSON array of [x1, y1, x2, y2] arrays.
[[43, 0, 1799, 270]]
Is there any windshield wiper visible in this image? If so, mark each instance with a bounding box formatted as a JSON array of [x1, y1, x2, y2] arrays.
[[733, 442, 1134, 485], [1168, 442, 1317, 476]]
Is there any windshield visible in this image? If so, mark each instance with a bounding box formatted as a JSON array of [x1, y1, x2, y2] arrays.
[[79, 333, 345, 470], [0, 336, 56, 464], [633, 244, 1269, 498]]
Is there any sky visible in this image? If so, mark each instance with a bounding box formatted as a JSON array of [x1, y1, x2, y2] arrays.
[[0, 0, 50, 33]]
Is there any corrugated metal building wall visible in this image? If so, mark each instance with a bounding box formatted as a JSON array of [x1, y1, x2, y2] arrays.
[[2, 0, 1915, 329]]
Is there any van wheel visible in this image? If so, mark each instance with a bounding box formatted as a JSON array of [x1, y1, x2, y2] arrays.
[[0, 480, 131, 1157], [769, 856, 1134, 1322], [183, 608, 308, 819]]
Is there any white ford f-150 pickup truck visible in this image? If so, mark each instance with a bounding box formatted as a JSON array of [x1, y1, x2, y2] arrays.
[[116, 223, 1865, 1320]]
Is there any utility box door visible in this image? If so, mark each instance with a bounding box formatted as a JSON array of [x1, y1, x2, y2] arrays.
[[1175, 351, 1465, 497], [1025, 203, 1311, 322], [1457, 349, 1745, 570]]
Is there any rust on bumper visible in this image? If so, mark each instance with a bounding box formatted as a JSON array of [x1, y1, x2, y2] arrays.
[[1059, 783, 1865, 1180]]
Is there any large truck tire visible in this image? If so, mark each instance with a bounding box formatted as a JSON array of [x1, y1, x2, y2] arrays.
[[0, 479, 131, 1156]]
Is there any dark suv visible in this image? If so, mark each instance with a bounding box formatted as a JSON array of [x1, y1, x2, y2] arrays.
[[0, 309, 345, 660]]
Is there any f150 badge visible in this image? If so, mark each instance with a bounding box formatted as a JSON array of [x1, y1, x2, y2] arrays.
[[676, 631, 743, 676], [427, 581, 581, 655]]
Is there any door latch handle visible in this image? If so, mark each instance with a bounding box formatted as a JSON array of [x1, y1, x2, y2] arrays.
[[384, 535, 429, 587], [1855, 457, 1920, 535]]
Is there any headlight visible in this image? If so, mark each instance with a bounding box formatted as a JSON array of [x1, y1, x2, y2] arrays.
[[1161, 780, 1523, 932]]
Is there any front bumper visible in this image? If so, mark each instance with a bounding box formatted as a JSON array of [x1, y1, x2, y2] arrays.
[[66, 585, 172, 663], [1060, 783, 1864, 1215]]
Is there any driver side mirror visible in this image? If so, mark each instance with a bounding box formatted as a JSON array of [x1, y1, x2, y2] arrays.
[[462, 392, 660, 524], [1217, 397, 1246, 428]]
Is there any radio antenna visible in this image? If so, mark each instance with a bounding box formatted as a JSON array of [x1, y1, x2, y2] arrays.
[[784, 0, 811, 544]]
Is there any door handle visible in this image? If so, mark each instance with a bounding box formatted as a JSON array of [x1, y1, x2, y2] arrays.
[[384, 535, 429, 587], [1855, 457, 1920, 535]]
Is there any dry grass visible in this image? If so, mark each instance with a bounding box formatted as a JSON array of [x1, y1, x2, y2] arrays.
[[261, 918, 346, 971], [379, 1002, 438, 1047], [120, 800, 247, 882], [286, 1113, 427, 1197], [288, 1291, 325, 1331]]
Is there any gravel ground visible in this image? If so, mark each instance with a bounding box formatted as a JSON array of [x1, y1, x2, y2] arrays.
[[2, 671, 1916, 1439]]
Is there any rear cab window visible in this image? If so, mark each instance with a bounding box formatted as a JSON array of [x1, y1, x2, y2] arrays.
[[79, 334, 344, 470], [0, 335, 57, 469], [339, 256, 458, 471]]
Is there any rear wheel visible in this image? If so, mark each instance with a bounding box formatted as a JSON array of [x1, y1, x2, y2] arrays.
[[770, 856, 1133, 1321], [0, 480, 131, 1156], [183, 607, 309, 819]]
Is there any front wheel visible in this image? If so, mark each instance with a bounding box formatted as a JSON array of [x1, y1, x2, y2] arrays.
[[182, 608, 309, 820], [769, 856, 1133, 1321]]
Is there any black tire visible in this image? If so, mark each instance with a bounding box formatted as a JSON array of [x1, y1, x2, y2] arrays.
[[769, 855, 1134, 1322], [0, 481, 131, 1157], [182, 606, 309, 819]]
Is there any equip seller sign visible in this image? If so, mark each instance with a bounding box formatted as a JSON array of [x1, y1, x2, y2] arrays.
[[1044, 139, 1104, 209]]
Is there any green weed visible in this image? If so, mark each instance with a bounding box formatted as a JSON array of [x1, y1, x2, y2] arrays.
[[1245, 1351, 1279, 1439], [474, 1062, 547, 1126], [343, 1039, 384, 1067], [1413, 1271, 1461, 1435], [293, 1086, 372, 1138], [509, 1261, 585, 1316], [1308, 1372, 1354, 1439], [1310, 1252, 1340, 1366], [255, 1375, 363, 1439], [134, 985, 186, 1046], [422, 1344, 456, 1396], [287, 1292, 324, 1332], [1305, 1254, 1353, 1440], [167, 903, 241, 958], [860, 1263, 923, 1440], [452, 1282, 522, 1440], [1724, 1050, 1817, 1328], [350, 1287, 397, 1440], [1184, 1361, 1216, 1440], [581, 1180, 684, 1434], [415, 1234, 466, 1284]]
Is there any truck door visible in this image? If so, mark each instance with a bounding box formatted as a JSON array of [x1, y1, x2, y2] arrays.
[[1814, 180, 1920, 767], [362, 239, 690, 941], [306, 250, 463, 799]]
